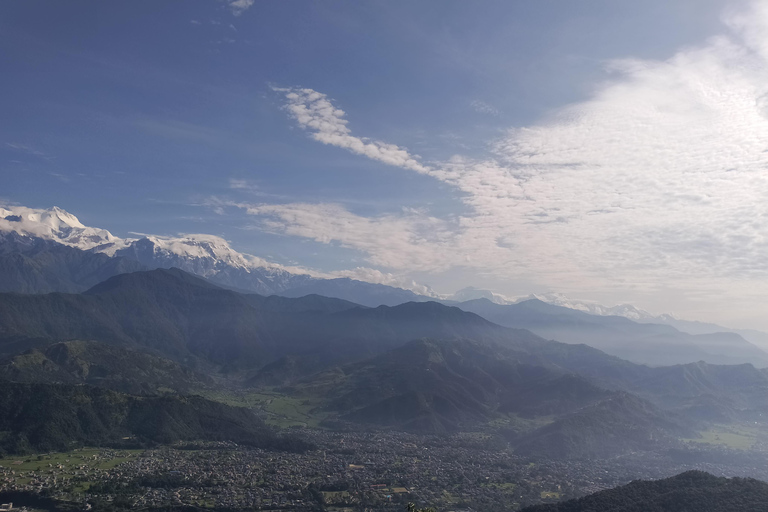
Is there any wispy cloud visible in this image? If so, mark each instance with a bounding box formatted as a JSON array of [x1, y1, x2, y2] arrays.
[[276, 87, 432, 174], [5, 142, 54, 162], [229, 178, 259, 192], [470, 100, 499, 116], [242, 202, 456, 271]]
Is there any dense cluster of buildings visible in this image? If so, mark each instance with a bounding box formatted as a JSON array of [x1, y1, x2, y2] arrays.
[[1, 430, 767, 511]]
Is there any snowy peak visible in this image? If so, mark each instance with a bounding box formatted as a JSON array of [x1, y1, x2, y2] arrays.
[[114, 233, 299, 279], [141, 234, 253, 269], [449, 286, 515, 304], [0, 204, 317, 295], [528, 293, 659, 321], [32, 206, 85, 230], [0, 205, 124, 252]]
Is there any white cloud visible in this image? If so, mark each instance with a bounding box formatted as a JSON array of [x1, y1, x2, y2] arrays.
[[260, 1, 768, 325], [243, 202, 456, 271], [228, 0, 254, 16]]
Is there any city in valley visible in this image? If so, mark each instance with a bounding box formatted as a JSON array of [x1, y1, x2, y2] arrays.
[[2, 428, 768, 512]]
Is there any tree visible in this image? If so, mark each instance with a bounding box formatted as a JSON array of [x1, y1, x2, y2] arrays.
[[406, 503, 437, 512]]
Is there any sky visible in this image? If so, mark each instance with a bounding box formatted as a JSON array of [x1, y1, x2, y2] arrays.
[[4, 0, 768, 329]]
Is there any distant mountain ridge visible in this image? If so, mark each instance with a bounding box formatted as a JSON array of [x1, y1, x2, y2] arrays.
[[454, 298, 768, 367], [448, 288, 768, 353], [512, 291, 768, 353]]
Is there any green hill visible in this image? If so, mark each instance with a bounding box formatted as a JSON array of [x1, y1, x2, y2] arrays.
[[513, 392, 693, 459], [522, 470, 768, 511], [291, 338, 611, 432], [0, 380, 311, 455], [0, 340, 213, 395]]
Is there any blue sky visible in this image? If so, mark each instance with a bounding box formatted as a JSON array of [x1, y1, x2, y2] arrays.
[[5, 0, 768, 329]]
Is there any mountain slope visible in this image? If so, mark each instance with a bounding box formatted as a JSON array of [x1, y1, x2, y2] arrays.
[[0, 268, 273, 365], [514, 393, 692, 459], [0, 381, 307, 455], [0, 268, 549, 372], [522, 471, 768, 511], [0, 232, 146, 294], [290, 338, 611, 432], [0, 340, 213, 395]]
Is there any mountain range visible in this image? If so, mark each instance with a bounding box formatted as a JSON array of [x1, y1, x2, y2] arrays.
[[4, 205, 768, 462], [0, 205, 435, 305], [3, 205, 767, 368], [0, 265, 766, 458]]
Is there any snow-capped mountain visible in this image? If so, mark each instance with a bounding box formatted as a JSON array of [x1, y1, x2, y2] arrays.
[[448, 288, 660, 321], [0, 205, 436, 301], [0, 205, 128, 253], [111, 235, 315, 295], [0, 205, 317, 295]]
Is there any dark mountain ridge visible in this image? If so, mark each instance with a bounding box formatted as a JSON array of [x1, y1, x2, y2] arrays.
[[290, 338, 613, 432], [522, 470, 768, 511], [513, 392, 693, 459], [0, 380, 309, 455], [0, 269, 551, 371], [0, 340, 213, 395]]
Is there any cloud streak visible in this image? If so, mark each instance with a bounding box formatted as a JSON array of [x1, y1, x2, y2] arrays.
[[244, 202, 456, 271], [277, 88, 432, 174]]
